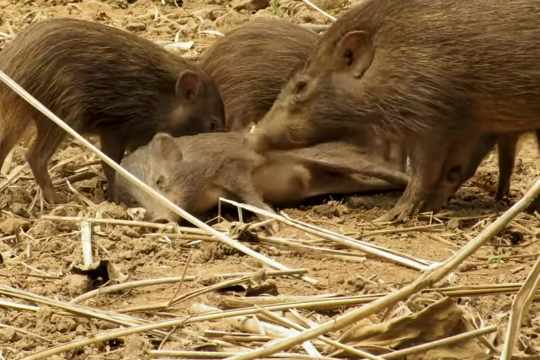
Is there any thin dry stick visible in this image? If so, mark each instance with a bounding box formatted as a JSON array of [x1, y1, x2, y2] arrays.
[[169, 251, 193, 305], [382, 325, 497, 359], [80, 221, 93, 267], [71, 269, 306, 304], [0, 298, 39, 312], [258, 307, 384, 360], [302, 0, 336, 21], [258, 236, 368, 259], [42, 215, 208, 233], [0, 70, 307, 281], [280, 212, 435, 265], [362, 224, 443, 236], [0, 285, 171, 338], [220, 198, 432, 271], [0, 323, 52, 343], [148, 350, 339, 359], [170, 272, 273, 306], [223, 178, 540, 360], [500, 256, 540, 360]]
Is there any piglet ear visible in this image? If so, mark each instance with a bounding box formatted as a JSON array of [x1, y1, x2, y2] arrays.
[[176, 70, 202, 101], [151, 133, 182, 162], [337, 30, 374, 78]]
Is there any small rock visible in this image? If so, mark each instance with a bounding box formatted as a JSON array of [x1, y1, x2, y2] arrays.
[[125, 22, 146, 32], [63, 274, 91, 296], [458, 263, 477, 272]]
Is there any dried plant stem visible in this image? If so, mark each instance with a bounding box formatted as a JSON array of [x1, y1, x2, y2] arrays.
[[500, 256, 540, 360], [259, 235, 367, 259], [42, 215, 208, 233], [148, 350, 339, 359], [220, 198, 432, 271], [301, 0, 336, 21], [382, 325, 497, 359], [258, 307, 384, 360], [223, 179, 540, 360], [362, 223, 443, 236], [72, 269, 306, 305], [0, 285, 170, 338], [0, 298, 39, 312], [0, 323, 52, 343]]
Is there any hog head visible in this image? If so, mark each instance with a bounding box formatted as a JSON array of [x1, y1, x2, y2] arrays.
[[162, 70, 226, 136], [247, 31, 377, 153]]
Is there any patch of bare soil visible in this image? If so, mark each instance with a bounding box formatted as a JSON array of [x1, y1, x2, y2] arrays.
[[0, 1, 539, 359]]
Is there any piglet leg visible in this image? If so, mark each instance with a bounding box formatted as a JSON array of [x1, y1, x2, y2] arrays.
[[99, 131, 127, 201], [26, 119, 66, 203]]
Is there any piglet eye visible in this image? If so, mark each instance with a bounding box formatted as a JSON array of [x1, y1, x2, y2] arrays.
[[156, 175, 166, 189], [294, 80, 307, 95]]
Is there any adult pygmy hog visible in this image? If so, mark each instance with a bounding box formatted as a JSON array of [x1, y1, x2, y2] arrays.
[[114, 132, 408, 223], [200, 18, 318, 130], [248, 0, 540, 220], [0, 18, 225, 203]]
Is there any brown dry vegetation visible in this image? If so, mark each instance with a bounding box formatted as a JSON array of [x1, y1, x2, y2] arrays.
[[0, 1, 539, 359]]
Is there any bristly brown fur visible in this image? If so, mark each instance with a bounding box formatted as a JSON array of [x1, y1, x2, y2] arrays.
[[0, 18, 224, 201], [310, 0, 540, 135], [200, 18, 317, 130]]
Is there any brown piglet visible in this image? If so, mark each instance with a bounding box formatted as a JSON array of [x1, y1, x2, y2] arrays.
[[200, 18, 318, 131], [0, 18, 225, 202], [114, 132, 408, 223]]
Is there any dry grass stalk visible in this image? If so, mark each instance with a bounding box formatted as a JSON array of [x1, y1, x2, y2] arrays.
[[0, 298, 39, 312], [301, 0, 336, 21], [361, 223, 443, 236], [170, 272, 268, 306], [72, 269, 307, 307], [258, 307, 385, 360], [381, 325, 497, 359], [0, 285, 172, 339], [258, 235, 368, 260], [223, 179, 540, 360], [42, 215, 209, 233], [500, 256, 540, 360], [148, 350, 340, 359], [168, 251, 193, 305], [220, 198, 432, 271], [80, 220, 93, 267], [0, 322, 52, 343]]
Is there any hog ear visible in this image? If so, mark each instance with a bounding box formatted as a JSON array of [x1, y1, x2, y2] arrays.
[[152, 133, 182, 162], [176, 70, 202, 101], [337, 31, 374, 78]]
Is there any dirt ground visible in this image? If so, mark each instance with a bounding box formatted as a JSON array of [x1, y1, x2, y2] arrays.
[[0, 1, 539, 359]]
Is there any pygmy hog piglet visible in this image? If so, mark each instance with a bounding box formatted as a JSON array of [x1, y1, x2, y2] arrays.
[[0, 18, 225, 203], [248, 0, 540, 220], [114, 132, 408, 223], [200, 18, 318, 130]]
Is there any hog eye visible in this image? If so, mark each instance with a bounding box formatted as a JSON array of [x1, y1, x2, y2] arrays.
[[293, 80, 307, 95], [156, 175, 166, 189]]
